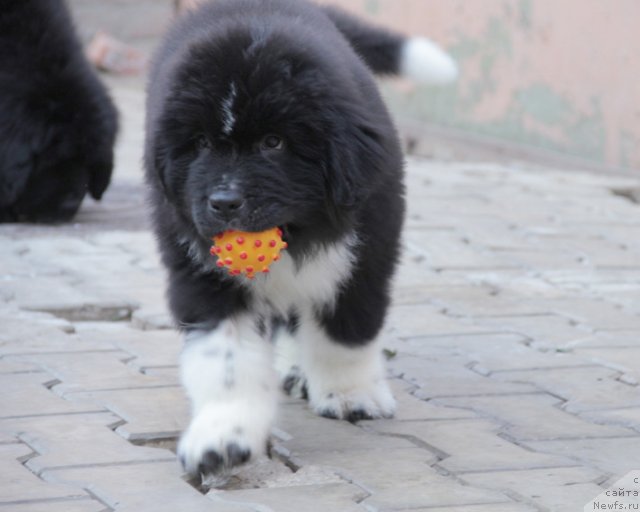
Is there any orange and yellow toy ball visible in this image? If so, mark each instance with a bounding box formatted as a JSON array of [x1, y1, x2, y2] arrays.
[[210, 227, 288, 279]]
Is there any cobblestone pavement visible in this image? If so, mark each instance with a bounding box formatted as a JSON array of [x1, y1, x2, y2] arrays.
[[2, 77, 640, 512]]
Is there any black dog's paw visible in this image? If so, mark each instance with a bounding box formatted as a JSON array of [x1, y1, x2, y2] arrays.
[[309, 380, 396, 422], [188, 444, 250, 476], [177, 402, 270, 481], [282, 367, 308, 400]]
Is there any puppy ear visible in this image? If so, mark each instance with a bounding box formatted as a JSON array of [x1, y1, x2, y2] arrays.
[[0, 140, 33, 208], [88, 106, 117, 200], [0, 121, 53, 208], [326, 120, 386, 208], [87, 157, 114, 200], [150, 136, 178, 203]]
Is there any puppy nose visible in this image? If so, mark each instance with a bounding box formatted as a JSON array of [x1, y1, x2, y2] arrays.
[[208, 189, 245, 217]]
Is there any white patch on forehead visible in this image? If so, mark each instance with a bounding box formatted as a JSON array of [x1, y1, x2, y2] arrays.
[[221, 82, 237, 135]]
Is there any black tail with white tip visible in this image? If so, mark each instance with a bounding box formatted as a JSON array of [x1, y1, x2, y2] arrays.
[[322, 6, 458, 85]]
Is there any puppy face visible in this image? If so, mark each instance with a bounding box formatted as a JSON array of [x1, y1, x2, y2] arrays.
[[152, 30, 385, 246]]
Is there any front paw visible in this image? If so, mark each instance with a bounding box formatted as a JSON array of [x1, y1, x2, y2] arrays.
[[281, 365, 308, 400], [178, 401, 272, 479], [308, 377, 396, 422]]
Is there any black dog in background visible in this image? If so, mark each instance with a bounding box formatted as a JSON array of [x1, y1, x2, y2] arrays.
[[0, 0, 118, 223]]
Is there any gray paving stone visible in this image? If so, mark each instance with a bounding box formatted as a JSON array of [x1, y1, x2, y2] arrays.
[[65, 387, 188, 441], [497, 246, 589, 270], [4, 499, 107, 512], [2, 234, 166, 317], [0, 313, 114, 356], [580, 408, 640, 433], [367, 418, 572, 473], [493, 366, 640, 412], [9, 237, 134, 278], [568, 239, 640, 269], [405, 230, 520, 270], [524, 437, 640, 477], [462, 466, 606, 512], [433, 394, 636, 441], [566, 331, 640, 349], [1, 273, 88, 312], [131, 308, 175, 330], [388, 354, 539, 399], [24, 301, 138, 323], [276, 404, 413, 458], [398, 504, 537, 512], [1, 413, 174, 474], [419, 284, 554, 317], [540, 268, 640, 292], [387, 379, 477, 421], [0, 373, 104, 419], [607, 297, 640, 320], [0, 431, 16, 444], [73, 322, 182, 370], [543, 297, 640, 331], [212, 483, 368, 512], [219, 458, 342, 491], [43, 461, 250, 512], [278, 444, 511, 510], [0, 360, 40, 374], [0, 443, 89, 504], [384, 303, 492, 339], [0, 311, 78, 353], [391, 254, 468, 306], [458, 217, 535, 251], [397, 332, 591, 372], [9, 351, 172, 395], [469, 313, 593, 349], [575, 347, 640, 377]]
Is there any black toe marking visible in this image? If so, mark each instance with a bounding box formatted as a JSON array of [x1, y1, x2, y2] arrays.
[[319, 409, 339, 420], [255, 315, 267, 337], [198, 450, 223, 475], [346, 409, 374, 423], [300, 382, 308, 400], [226, 443, 251, 466], [282, 374, 299, 395], [286, 309, 300, 335]]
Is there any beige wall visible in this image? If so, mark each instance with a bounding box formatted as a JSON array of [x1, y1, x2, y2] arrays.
[[324, 0, 640, 171], [70, 0, 640, 171]]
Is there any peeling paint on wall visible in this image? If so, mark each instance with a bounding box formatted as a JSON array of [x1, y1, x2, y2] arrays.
[[518, 0, 533, 30], [322, 0, 640, 170], [363, 0, 380, 15]]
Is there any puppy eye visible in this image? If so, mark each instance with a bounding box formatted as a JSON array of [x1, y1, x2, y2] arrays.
[[196, 135, 211, 150], [260, 135, 284, 151]]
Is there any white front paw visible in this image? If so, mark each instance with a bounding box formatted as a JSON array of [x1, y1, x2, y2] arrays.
[[307, 376, 396, 422], [178, 400, 273, 477]]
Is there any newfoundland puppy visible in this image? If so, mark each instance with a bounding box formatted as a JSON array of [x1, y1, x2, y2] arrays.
[[145, 0, 456, 479], [0, 0, 118, 223]]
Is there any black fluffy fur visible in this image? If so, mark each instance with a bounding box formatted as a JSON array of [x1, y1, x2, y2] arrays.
[[322, 6, 405, 75], [145, 0, 405, 346], [0, 0, 118, 223]]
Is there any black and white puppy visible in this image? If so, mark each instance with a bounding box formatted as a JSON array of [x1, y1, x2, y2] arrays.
[[0, 0, 118, 223], [144, 0, 456, 479]]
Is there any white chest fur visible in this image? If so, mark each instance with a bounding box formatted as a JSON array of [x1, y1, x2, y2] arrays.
[[248, 234, 358, 316]]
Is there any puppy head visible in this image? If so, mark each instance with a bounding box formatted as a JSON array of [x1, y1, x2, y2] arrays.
[[151, 26, 391, 246]]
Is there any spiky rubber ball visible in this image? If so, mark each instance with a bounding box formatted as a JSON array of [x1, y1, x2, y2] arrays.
[[210, 227, 287, 279]]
